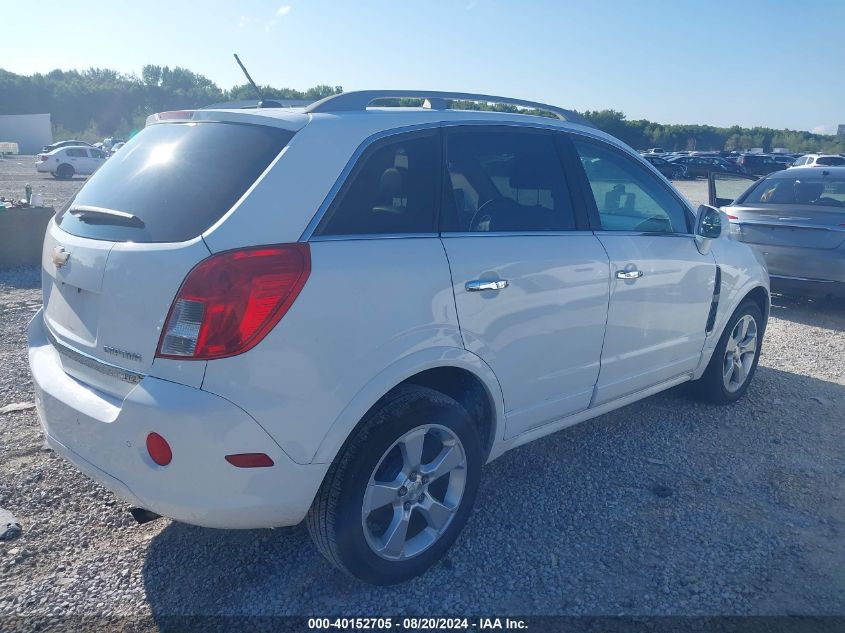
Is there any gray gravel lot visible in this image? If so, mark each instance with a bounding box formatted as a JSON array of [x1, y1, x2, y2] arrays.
[[0, 160, 844, 627], [0, 155, 86, 210]]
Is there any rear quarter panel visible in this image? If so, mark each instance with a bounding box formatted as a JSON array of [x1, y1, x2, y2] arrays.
[[199, 238, 472, 465]]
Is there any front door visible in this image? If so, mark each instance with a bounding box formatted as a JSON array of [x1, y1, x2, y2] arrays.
[[571, 136, 717, 405], [440, 126, 610, 437]]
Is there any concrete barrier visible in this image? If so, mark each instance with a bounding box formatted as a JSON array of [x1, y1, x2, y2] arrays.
[[0, 206, 54, 268]]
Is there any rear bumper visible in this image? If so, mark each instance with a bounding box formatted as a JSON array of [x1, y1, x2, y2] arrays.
[[769, 275, 845, 299], [28, 309, 327, 529], [736, 241, 845, 287]]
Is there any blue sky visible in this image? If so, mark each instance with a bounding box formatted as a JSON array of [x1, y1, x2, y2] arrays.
[[3, 0, 844, 133]]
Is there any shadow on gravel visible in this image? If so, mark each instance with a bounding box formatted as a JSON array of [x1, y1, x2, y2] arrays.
[[770, 294, 845, 330], [142, 367, 845, 621]]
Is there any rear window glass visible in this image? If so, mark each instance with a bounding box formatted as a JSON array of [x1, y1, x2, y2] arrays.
[[817, 156, 845, 166], [739, 175, 845, 207], [57, 122, 293, 242]]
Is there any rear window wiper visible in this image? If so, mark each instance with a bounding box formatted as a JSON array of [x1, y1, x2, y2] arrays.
[[68, 205, 145, 228]]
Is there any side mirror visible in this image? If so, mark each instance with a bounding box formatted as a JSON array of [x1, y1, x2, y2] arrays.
[[694, 204, 724, 255]]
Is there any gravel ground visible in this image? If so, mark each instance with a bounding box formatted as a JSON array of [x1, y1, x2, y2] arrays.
[[0, 155, 87, 210], [1, 159, 844, 628]]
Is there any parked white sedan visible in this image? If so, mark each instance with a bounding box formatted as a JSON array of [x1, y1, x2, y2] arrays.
[[36, 146, 108, 179]]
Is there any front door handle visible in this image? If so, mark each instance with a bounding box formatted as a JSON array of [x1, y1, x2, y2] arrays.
[[616, 269, 643, 280], [466, 279, 509, 292]]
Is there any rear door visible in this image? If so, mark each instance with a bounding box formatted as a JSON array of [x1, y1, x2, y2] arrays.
[[440, 126, 610, 437], [42, 120, 295, 396], [570, 135, 716, 405]]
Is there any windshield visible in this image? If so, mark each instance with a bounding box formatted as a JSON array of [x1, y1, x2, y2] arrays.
[[56, 121, 294, 242], [738, 175, 845, 208]]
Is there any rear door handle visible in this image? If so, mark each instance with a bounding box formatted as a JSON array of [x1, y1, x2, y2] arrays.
[[615, 270, 643, 280], [466, 279, 509, 292]]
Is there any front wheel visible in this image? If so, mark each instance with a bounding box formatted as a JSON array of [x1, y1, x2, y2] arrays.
[[306, 385, 482, 585], [691, 300, 764, 404]]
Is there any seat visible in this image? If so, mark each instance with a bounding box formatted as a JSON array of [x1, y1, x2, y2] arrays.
[[794, 181, 824, 204]]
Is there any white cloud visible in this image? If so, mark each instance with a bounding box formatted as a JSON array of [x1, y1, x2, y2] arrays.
[[276, 5, 292, 17], [811, 124, 829, 135], [238, 16, 252, 28]]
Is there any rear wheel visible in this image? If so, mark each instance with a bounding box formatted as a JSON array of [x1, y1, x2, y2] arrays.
[[306, 385, 482, 585], [55, 164, 74, 180], [691, 300, 764, 404]]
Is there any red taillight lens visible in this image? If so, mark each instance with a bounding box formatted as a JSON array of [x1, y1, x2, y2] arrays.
[[727, 214, 738, 220], [38, 154, 48, 161], [156, 244, 310, 360], [146, 433, 172, 466]]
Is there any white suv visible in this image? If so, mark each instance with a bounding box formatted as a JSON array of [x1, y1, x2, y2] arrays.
[[36, 146, 108, 179], [790, 154, 845, 168], [28, 91, 769, 584]]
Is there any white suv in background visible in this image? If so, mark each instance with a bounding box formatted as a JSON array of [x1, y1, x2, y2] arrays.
[[36, 146, 108, 179], [790, 154, 845, 168], [28, 91, 769, 584]]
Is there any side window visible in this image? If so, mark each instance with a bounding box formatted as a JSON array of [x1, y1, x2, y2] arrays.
[[316, 132, 439, 236], [442, 128, 575, 232], [573, 138, 690, 234], [66, 148, 87, 158]]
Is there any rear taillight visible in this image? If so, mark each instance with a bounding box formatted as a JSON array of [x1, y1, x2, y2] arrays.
[[156, 244, 310, 360], [727, 214, 738, 220], [38, 154, 48, 161]]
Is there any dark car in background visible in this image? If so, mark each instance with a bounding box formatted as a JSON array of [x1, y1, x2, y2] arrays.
[[736, 153, 785, 177], [667, 155, 745, 178], [710, 167, 845, 298], [642, 154, 687, 179], [40, 140, 95, 153]]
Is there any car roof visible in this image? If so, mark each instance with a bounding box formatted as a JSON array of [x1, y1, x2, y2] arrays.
[[147, 90, 602, 137], [767, 165, 845, 178]]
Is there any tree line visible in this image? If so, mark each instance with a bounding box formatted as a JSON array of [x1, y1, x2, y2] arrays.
[[1, 66, 842, 153]]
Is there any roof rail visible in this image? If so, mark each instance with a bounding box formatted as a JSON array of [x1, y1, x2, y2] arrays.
[[303, 90, 594, 127]]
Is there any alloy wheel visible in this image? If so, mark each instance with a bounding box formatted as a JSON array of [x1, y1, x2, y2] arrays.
[[362, 424, 467, 561], [722, 314, 758, 392]]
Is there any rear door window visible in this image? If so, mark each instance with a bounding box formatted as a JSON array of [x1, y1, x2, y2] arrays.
[[57, 122, 294, 242], [441, 127, 576, 232], [315, 130, 440, 236]]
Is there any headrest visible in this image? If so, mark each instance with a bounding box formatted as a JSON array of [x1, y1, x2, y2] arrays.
[[379, 167, 404, 197], [794, 181, 824, 203], [509, 155, 556, 190]]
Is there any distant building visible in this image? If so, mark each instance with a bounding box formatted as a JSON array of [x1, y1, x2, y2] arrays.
[[0, 114, 52, 154], [838, 124, 845, 138]]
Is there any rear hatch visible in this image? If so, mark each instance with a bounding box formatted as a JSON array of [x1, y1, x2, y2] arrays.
[[42, 118, 296, 397]]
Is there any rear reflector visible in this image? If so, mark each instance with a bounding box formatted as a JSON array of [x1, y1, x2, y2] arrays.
[[146, 433, 172, 466], [225, 453, 275, 468], [156, 244, 310, 360]]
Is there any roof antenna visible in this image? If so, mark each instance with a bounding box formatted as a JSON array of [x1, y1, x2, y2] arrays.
[[233, 53, 280, 108]]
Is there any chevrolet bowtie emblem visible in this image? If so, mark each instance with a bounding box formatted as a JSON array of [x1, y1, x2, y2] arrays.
[[52, 246, 70, 268]]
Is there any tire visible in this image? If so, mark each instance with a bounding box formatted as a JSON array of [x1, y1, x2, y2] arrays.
[[691, 300, 764, 404], [306, 384, 482, 585], [55, 164, 74, 180]]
